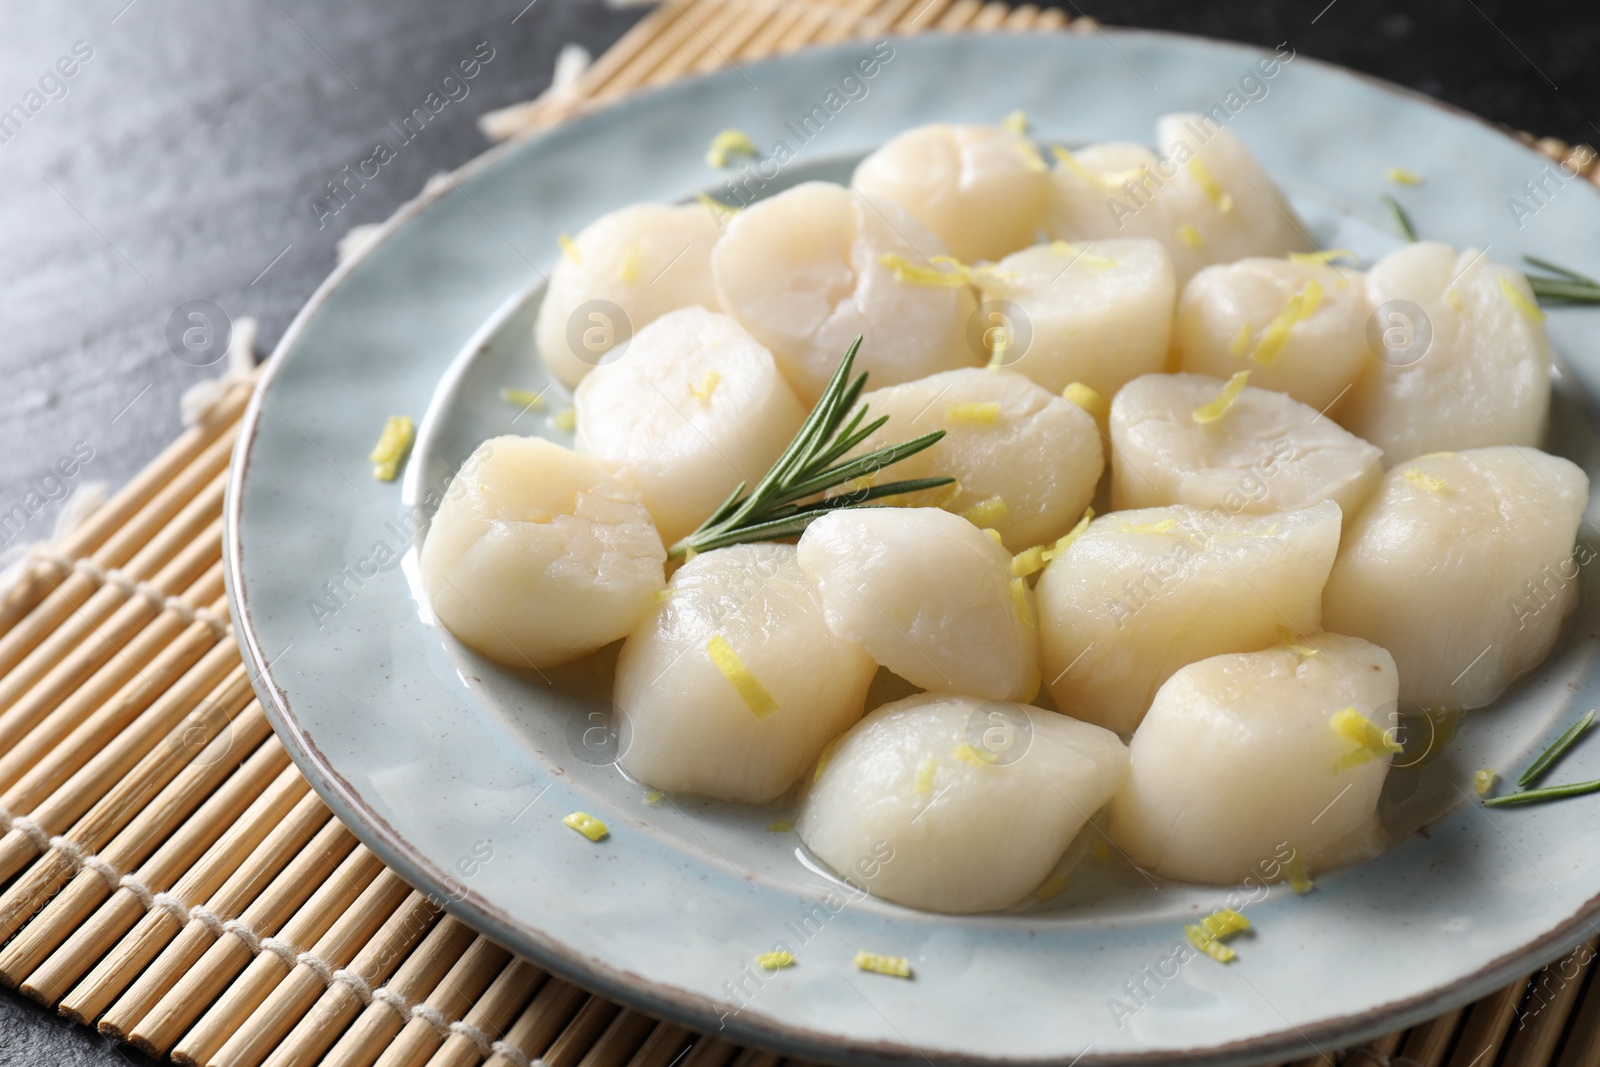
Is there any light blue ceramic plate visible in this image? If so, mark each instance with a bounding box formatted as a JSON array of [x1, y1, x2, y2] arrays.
[[227, 29, 1600, 1066]]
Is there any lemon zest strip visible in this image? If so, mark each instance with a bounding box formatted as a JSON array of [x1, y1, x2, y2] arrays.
[[757, 951, 796, 971], [551, 407, 577, 433], [1000, 109, 1028, 134], [1010, 576, 1034, 629], [707, 634, 779, 719], [1176, 223, 1204, 248], [947, 401, 1001, 425], [691, 370, 721, 404], [369, 416, 415, 482], [499, 387, 546, 410], [558, 233, 581, 263], [1331, 706, 1402, 770], [961, 494, 1009, 526], [1186, 157, 1235, 213], [1115, 517, 1177, 535], [1288, 249, 1358, 265], [953, 742, 997, 767], [1284, 847, 1314, 894], [1015, 139, 1048, 173], [1473, 768, 1498, 796], [878, 252, 969, 287], [706, 129, 757, 168], [1192, 370, 1250, 424], [1229, 320, 1253, 357], [1037, 873, 1070, 901], [1251, 281, 1324, 366], [563, 812, 608, 841], [1063, 382, 1107, 419], [767, 818, 793, 832], [914, 756, 938, 796], [1402, 468, 1447, 493], [1385, 166, 1424, 186], [1042, 508, 1094, 563], [1500, 276, 1546, 323], [853, 951, 911, 978]]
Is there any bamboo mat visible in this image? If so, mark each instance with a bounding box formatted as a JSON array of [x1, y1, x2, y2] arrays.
[[2, 3, 1599, 1066]]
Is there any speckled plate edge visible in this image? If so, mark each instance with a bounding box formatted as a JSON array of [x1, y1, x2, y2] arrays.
[[224, 28, 1600, 1067]]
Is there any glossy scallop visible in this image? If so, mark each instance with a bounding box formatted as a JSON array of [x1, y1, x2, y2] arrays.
[[798, 692, 1128, 912], [711, 181, 979, 404], [1322, 447, 1589, 709], [420, 436, 666, 669], [615, 543, 875, 803], [536, 201, 723, 388], [574, 307, 806, 544], [1175, 256, 1371, 413], [1110, 372, 1384, 518], [844, 368, 1104, 550], [850, 122, 1051, 264], [796, 507, 1039, 701], [1037, 501, 1342, 734], [1109, 634, 1398, 884], [976, 239, 1176, 399], [1338, 243, 1553, 464]]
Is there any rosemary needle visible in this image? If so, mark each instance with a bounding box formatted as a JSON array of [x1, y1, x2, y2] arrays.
[[667, 337, 953, 559], [1382, 194, 1417, 242], [1518, 709, 1596, 787], [1482, 776, 1600, 808]]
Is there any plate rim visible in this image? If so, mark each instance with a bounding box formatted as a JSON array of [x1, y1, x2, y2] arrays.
[[224, 26, 1600, 1066]]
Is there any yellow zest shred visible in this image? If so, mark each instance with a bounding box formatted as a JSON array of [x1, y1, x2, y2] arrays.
[[1186, 908, 1251, 963], [551, 407, 577, 433], [500, 387, 546, 410], [705, 129, 757, 168], [617, 245, 641, 283], [1050, 144, 1102, 184], [1115, 517, 1177, 535], [1473, 768, 1497, 796], [691, 370, 721, 404], [1185, 157, 1235, 213], [1229, 320, 1253, 357], [1284, 847, 1314, 894], [1015, 139, 1048, 173], [1276, 625, 1319, 658], [1444, 287, 1465, 314], [767, 818, 793, 832], [1176, 223, 1204, 248], [1012, 545, 1047, 578], [961, 494, 1009, 526], [653, 588, 675, 603], [1331, 706, 1402, 770], [1192, 370, 1251, 424], [982, 527, 1004, 544], [1000, 109, 1028, 134], [1010, 576, 1034, 629], [1036, 873, 1070, 901], [914, 756, 938, 796], [953, 742, 997, 767], [563, 811, 608, 842], [1500, 276, 1546, 323], [558, 233, 581, 263], [1042, 508, 1094, 563], [1018, 666, 1041, 704], [1049, 240, 1118, 270], [1385, 166, 1424, 186], [1415, 451, 1457, 460], [1402, 467, 1447, 493], [1251, 281, 1324, 366], [369, 415, 415, 482], [814, 736, 841, 781], [947, 401, 1001, 425], [645, 790, 664, 805], [1091, 838, 1111, 861], [853, 951, 911, 978], [757, 951, 796, 971], [1288, 249, 1358, 265], [1063, 382, 1107, 420], [878, 252, 968, 287], [707, 635, 778, 719], [696, 192, 739, 223]]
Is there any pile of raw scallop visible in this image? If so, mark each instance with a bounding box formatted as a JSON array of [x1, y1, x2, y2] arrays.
[[418, 114, 1590, 915]]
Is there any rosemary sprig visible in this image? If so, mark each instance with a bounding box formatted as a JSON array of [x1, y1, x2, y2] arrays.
[[668, 337, 952, 559], [1382, 194, 1417, 242], [1482, 777, 1600, 808], [1522, 255, 1600, 306], [1518, 709, 1596, 787]]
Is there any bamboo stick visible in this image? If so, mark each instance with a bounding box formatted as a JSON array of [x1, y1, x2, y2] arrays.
[[690, 0, 778, 72], [0, 384, 248, 636], [0, 559, 226, 793], [1556, 963, 1600, 1067], [592, 0, 722, 107], [64, 787, 329, 1026], [477, 980, 592, 1067], [195, 869, 418, 1067], [1000, 3, 1039, 29], [27, 762, 307, 1011], [810, 0, 884, 45], [1447, 976, 1528, 1067], [533, 994, 622, 1067], [257, 890, 442, 1067], [0, 663, 255, 930], [896, 0, 953, 30], [621, 1022, 692, 1067], [1032, 6, 1065, 29], [736, 0, 810, 59], [414, 956, 545, 1067], [375, 938, 521, 1067], [645, 0, 748, 86], [0, 628, 242, 875], [321, 916, 478, 1067], [677, 1034, 739, 1067], [969, 0, 1010, 30], [855, 0, 920, 37], [1502, 939, 1598, 1067], [936, 0, 983, 30], [575, 1010, 658, 1067], [130, 841, 380, 1058], [0, 711, 277, 990], [1399, 1008, 1463, 1067], [0, 509, 222, 719], [0, 430, 234, 678]]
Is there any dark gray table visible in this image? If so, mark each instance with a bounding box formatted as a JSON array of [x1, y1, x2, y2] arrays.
[[0, 1, 1592, 1062]]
